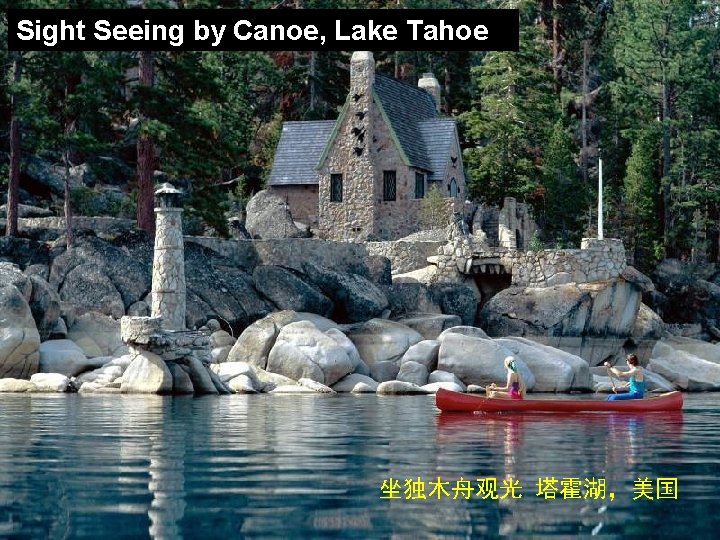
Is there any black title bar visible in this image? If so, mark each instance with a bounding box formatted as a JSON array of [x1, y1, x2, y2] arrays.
[[8, 8, 519, 52]]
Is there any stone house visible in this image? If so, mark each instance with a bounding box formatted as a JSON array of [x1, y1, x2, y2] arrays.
[[268, 51, 467, 241]]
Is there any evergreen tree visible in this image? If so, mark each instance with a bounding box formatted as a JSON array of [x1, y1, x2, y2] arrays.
[[460, 0, 558, 206], [540, 118, 588, 247], [609, 0, 711, 258], [622, 128, 662, 270]]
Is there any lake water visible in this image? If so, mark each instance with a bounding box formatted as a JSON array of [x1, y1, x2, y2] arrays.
[[1, 392, 718, 539]]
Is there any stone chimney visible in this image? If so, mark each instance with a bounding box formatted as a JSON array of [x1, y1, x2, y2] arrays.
[[418, 72, 441, 113], [350, 51, 374, 104], [151, 183, 186, 330]]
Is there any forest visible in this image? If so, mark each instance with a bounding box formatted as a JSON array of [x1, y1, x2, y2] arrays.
[[2, 0, 719, 274]]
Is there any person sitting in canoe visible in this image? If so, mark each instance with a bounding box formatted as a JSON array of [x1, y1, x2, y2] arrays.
[[487, 356, 526, 399], [604, 354, 645, 400]]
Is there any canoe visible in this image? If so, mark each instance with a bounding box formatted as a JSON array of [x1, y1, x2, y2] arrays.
[[435, 388, 683, 413]]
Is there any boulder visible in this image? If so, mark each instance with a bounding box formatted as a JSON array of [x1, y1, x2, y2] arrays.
[[396, 361, 429, 386], [437, 333, 535, 389], [400, 340, 440, 372], [38, 339, 107, 377], [30, 373, 70, 392], [343, 319, 424, 368], [394, 313, 462, 340], [253, 265, 333, 317], [66, 312, 127, 358], [302, 262, 389, 323], [245, 190, 308, 239], [0, 284, 40, 379], [266, 321, 354, 386], [331, 373, 379, 393], [648, 339, 720, 391], [28, 275, 61, 341], [495, 337, 593, 392], [121, 351, 173, 394]]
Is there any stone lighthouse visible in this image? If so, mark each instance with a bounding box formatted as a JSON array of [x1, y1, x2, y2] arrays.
[[151, 183, 186, 330]]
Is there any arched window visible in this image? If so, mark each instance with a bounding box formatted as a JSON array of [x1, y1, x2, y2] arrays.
[[450, 178, 458, 198]]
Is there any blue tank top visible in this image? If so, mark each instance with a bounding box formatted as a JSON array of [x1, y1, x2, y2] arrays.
[[629, 376, 645, 395]]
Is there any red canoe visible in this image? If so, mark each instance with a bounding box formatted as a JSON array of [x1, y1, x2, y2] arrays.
[[435, 388, 684, 413]]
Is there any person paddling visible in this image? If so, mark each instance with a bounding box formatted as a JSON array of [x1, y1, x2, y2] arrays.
[[604, 354, 645, 401], [487, 356, 526, 400]]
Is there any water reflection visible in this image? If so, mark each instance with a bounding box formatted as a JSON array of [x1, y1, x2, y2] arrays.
[[0, 393, 715, 538], [435, 410, 684, 536]]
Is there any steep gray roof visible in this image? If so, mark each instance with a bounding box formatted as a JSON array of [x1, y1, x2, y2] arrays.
[[374, 74, 439, 171], [418, 118, 459, 180], [268, 120, 335, 185]]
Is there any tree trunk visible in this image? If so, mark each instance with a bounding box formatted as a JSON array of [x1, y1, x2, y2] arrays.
[[309, 50, 317, 114], [137, 50, 156, 235], [661, 80, 672, 257], [552, 0, 561, 95], [581, 40, 589, 187], [64, 147, 74, 248], [5, 52, 22, 238]]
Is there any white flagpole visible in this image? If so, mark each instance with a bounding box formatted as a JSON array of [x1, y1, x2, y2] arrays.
[[598, 156, 604, 240]]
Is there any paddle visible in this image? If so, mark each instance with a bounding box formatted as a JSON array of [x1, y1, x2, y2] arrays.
[[604, 361, 619, 393]]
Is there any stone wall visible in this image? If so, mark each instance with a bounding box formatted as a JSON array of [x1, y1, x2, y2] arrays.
[[506, 238, 627, 287], [192, 235, 627, 290], [366, 240, 445, 275]]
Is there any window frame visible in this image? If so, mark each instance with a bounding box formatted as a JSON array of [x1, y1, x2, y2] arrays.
[[383, 170, 397, 202], [330, 173, 343, 203], [414, 172, 425, 199]]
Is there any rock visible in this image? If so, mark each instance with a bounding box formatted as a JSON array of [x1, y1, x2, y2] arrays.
[[370, 361, 400, 383], [343, 318, 424, 369], [226, 311, 294, 368], [210, 330, 236, 348], [421, 381, 465, 393], [29, 373, 70, 392], [266, 321, 354, 386], [0, 284, 40, 379], [245, 190, 309, 239], [66, 312, 127, 358], [400, 339, 440, 372], [228, 374, 258, 393], [325, 328, 367, 374], [298, 378, 336, 393], [179, 356, 219, 395], [394, 313, 462, 340], [429, 282, 479, 326], [27, 275, 61, 341], [0, 378, 37, 392], [302, 262, 389, 323], [58, 263, 125, 318], [648, 340, 720, 391], [0, 262, 32, 300], [437, 333, 535, 389], [38, 339, 107, 377], [253, 265, 333, 317], [438, 325, 490, 341], [428, 370, 466, 391], [270, 384, 316, 393], [331, 373, 379, 393], [121, 351, 173, 394], [169, 363, 195, 394], [621, 265, 655, 293], [376, 380, 428, 394], [252, 367, 297, 392], [495, 337, 592, 392], [397, 361, 429, 386]]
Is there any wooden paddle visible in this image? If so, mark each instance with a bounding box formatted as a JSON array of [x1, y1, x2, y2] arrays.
[[604, 361, 619, 393]]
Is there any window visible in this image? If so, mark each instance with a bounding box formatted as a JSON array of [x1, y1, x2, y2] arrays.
[[414, 172, 425, 199], [330, 174, 343, 202], [383, 170, 396, 201], [450, 177, 458, 198]]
